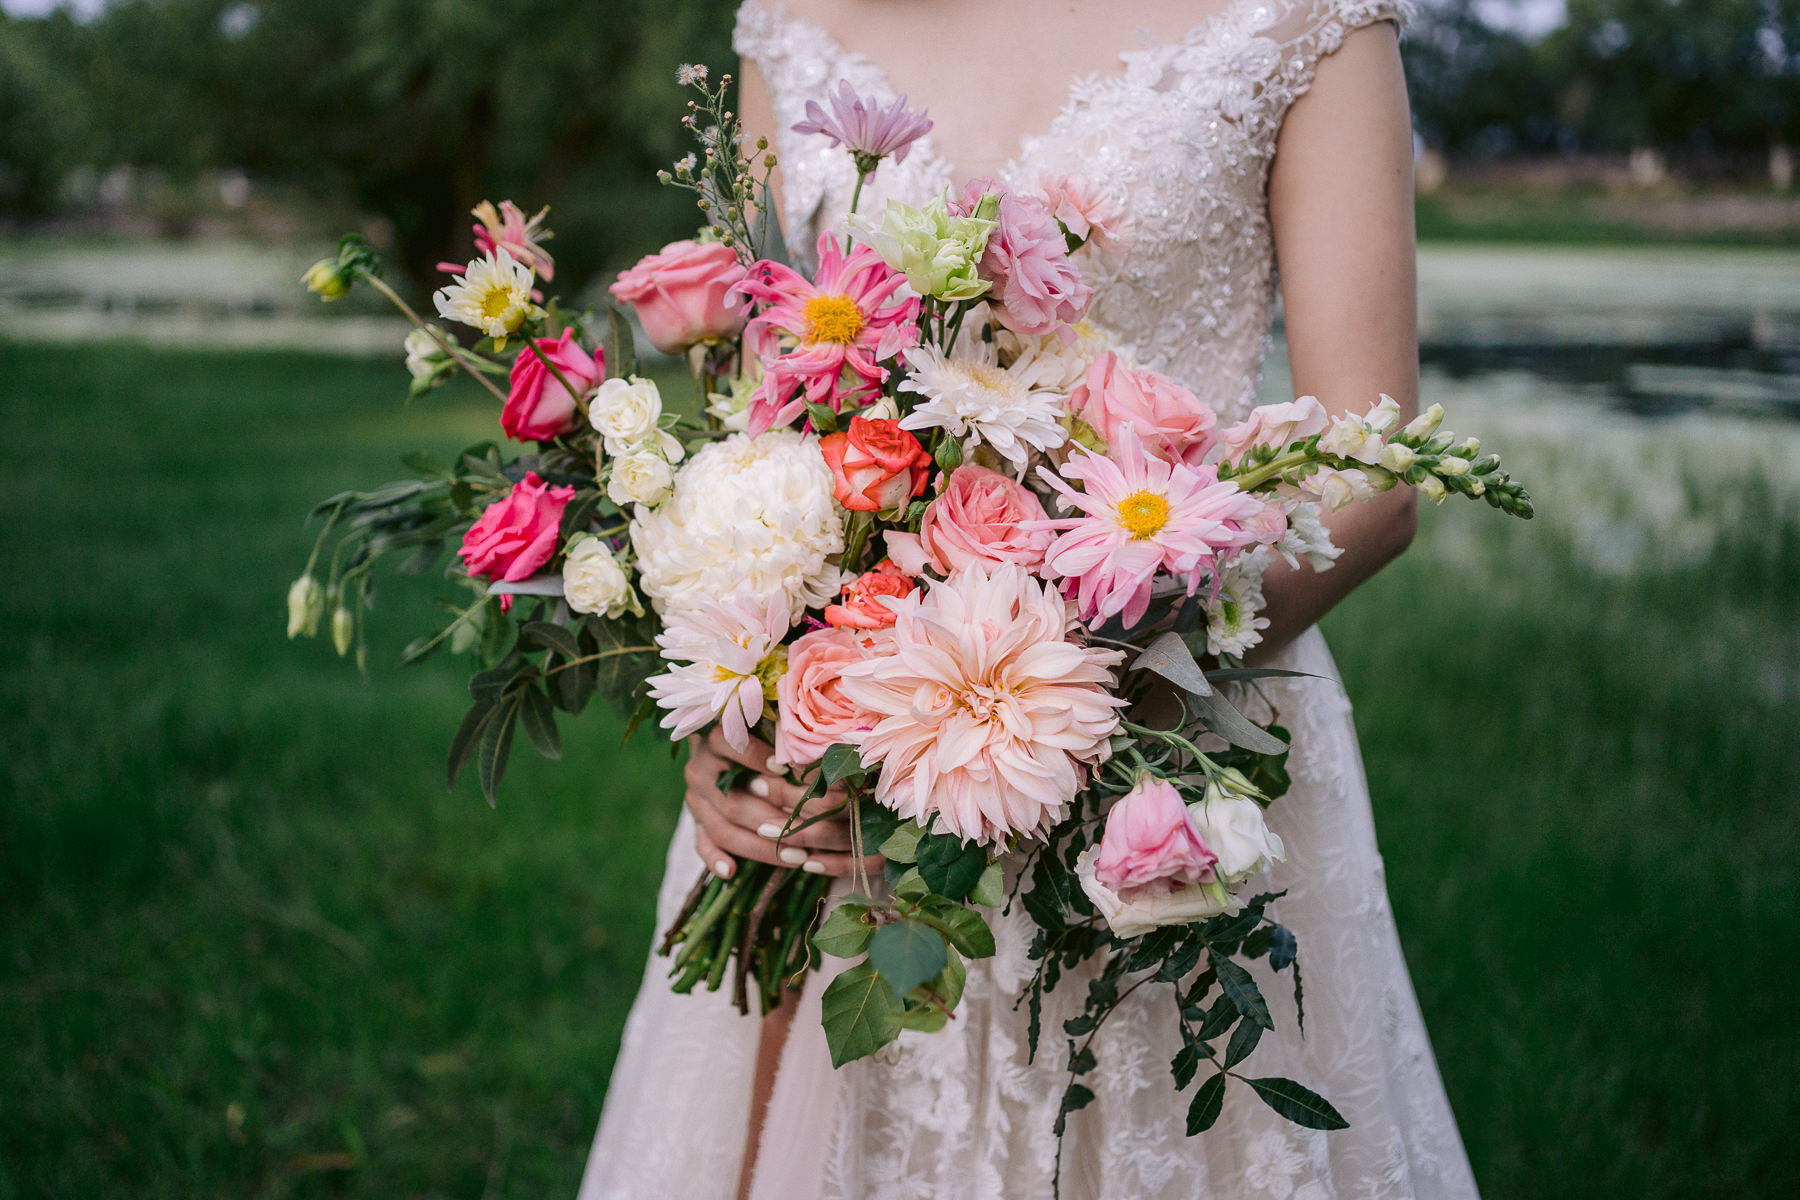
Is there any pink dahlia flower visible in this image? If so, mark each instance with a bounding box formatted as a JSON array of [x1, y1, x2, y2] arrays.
[[951, 178, 1092, 337], [472, 200, 555, 281], [1034, 427, 1277, 628], [647, 592, 792, 754], [838, 563, 1125, 846], [792, 80, 933, 170], [1092, 776, 1217, 901], [735, 232, 921, 436]]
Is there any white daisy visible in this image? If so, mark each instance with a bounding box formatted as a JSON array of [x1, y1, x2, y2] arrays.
[[432, 249, 534, 339], [897, 339, 1068, 474]]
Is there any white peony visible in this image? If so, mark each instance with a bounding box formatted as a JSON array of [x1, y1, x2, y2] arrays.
[[630, 430, 846, 621], [561, 537, 639, 618], [591, 376, 683, 460], [607, 449, 675, 507], [1076, 846, 1237, 938], [1188, 787, 1285, 887], [897, 339, 1069, 475]]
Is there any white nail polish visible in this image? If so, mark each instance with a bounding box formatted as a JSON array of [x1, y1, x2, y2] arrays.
[[802, 860, 827, 875], [756, 823, 783, 839], [748, 777, 771, 798], [713, 860, 734, 878], [778, 846, 808, 866]]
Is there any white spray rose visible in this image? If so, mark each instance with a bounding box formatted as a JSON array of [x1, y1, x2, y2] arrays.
[[1188, 787, 1285, 887], [591, 377, 669, 457], [561, 537, 639, 618], [608, 450, 675, 507], [1075, 847, 1236, 938]]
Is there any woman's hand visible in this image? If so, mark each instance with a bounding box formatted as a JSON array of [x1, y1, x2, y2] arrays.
[[684, 727, 879, 879]]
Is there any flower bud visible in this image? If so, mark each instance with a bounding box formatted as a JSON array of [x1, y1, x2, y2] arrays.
[[1434, 455, 1471, 477], [1456, 436, 1481, 456], [1418, 474, 1448, 504], [1402, 403, 1445, 440], [302, 258, 353, 301], [331, 606, 355, 657], [1378, 442, 1418, 472], [286, 575, 325, 638]]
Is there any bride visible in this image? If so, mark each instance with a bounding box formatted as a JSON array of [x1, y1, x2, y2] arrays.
[[581, 0, 1480, 1196]]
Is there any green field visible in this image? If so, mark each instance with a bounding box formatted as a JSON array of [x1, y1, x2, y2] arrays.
[[2, 342, 1795, 1198]]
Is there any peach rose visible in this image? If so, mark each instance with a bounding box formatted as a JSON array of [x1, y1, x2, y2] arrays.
[[502, 329, 604, 442], [1092, 776, 1217, 901], [884, 464, 1052, 576], [608, 239, 749, 355], [1072, 352, 1219, 467], [819, 416, 932, 513], [458, 472, 574, 611], [770, 626, 892, 769], [823, 560, 918, 630]]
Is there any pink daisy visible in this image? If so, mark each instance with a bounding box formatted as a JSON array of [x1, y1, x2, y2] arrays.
[[735, 232, 921, 436], [646, 591, 792, 753], [1033, 427, 1276, 628]]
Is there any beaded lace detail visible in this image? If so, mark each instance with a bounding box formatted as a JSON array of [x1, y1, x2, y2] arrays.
[[579, 4, 1481, 1198]]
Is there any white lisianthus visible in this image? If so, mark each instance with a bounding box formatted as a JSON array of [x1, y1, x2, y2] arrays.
[[1189, 786, 1285, 887], [607, 449, 676, 507], [561, 536, 640, 618], [433, 249, 535, 340], [1075, 846, 1237, 938], [1318, 393, 1402, 465], [1205, 562, 1271, 659], [1302, 466, 1374, 512], [898, 339, 1069, 474], [592, 377, 675, 458], [629, 430, 846, 622], [848, 194, 995, 301]]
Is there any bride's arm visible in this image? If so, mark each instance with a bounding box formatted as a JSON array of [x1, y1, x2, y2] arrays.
[[1255, 19, 1420, 663]]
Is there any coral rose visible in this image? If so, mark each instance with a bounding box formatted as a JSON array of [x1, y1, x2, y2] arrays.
[[818, 416, 932, 513], [770, 626, 893, 769], [1072, 352, 1218, 467], [609, 239, 749, 355], [883, 464, 1052, 576], [459, 472, 575, 610], [502, 329, 603, 441], [1092, 776, 1217, 901], [823, 560, 918, 630]]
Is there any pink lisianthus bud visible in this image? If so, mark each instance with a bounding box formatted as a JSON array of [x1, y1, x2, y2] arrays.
[[818, 417, 932, 513], [609, 239, 750, 355], [1218, 395, 1331, 463], [823, 560, 918, 630], [1071, 352, 1219, 467], [502, 329, 604, 442], [951, 178, 1092, 337], [883, 464, 1052, 577], [770, 625, 895, 769], [458, 472, 575, 611], [1092, 776, 1218, 901]]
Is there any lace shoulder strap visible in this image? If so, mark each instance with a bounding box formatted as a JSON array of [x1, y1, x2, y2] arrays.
[[1252, 0, 1415, 128]]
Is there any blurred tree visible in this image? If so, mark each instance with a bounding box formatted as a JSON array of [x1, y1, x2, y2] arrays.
[[0, 13, 96, 215], [1405, 0, 1564, 153]]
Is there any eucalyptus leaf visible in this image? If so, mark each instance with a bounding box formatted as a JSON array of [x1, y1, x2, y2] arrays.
[[819, 962, 901, 1067], [1132, 631, 1213, 696], [1189, 688, 1288, 755], [867, 919, 948, 998]]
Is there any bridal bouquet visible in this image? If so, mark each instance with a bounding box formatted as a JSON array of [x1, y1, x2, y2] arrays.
[[291, 65, 1531, 1166]]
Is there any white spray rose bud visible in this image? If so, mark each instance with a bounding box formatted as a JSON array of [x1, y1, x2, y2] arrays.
[[1435, 455, 1471, 477], [1418, 474, 1448, 504], [287, 575, 325, 638], [561, 537, 638, 618], [331, 605, 355, 657], [1402, 403, 1445, 440], [591, 377, 666, 457], [1378, 442, 1418, 472], [1188, 789, 1285, 887], [607, 449, 675, 507]]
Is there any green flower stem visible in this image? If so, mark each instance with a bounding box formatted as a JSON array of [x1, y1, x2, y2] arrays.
[[844, 168, 870, 251], [1228, 447, 1325, 491], [539, 644, 658, 678], [526, 335, 590, 420], [355, 269, 510, 405]]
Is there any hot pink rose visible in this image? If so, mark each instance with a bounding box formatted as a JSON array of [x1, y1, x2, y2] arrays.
[[458, 472, 574, 610], [952, 178, 1092, 337], [1093, 776, 1218, 901], [502, 329, 604, 442], [1218, 396, 1330, 462], [818, 417, 933, 513], [608, 239, 749, 355], [1073, 352, 1219, 467], [823, 560, 918, 630], [884, 465, 1053, 576], [771, 626, 892, 769], [1036, 173, 1133, 255]]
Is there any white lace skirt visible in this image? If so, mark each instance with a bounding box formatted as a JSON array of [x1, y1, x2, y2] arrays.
[[578, 627, 1481, 1200]]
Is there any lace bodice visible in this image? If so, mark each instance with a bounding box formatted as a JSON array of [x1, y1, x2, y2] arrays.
[[735, 0, 1411, 423]]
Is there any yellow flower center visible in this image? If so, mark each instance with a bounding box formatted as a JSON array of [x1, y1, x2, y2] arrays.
[[802, 294, 865, 345], [480, 286, 517, 320], [1116, 489, 1171, 539]]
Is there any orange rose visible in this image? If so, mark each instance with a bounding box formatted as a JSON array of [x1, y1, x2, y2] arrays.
[[823, 560, 919, 630], [818, 416, 932, 513]]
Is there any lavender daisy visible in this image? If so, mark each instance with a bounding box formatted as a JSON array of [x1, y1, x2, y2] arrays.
[[793, 80, 933, 175]]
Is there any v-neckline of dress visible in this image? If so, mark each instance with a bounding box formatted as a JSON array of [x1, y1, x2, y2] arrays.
[[739, 0, 1282, 188]]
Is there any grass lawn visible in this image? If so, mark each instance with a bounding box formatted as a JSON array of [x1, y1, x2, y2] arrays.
[[1, 341, 1795, 1198]]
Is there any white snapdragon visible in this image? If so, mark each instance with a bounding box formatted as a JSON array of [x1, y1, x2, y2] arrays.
[[1318, 393, 1402, 465], [561, 537, 641, 618], [1276, 500, 1341, 572], [1419, 474, 1449, 504], [1303, 466, 1374, 512], [286, 575, 324, 638], [1378, 442, 1418, 473], [1402, 402, 1446, 440]]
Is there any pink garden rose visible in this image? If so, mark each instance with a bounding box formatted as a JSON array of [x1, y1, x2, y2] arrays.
[[771, 626, 891, 769], [458, 471, 575, 610], [1072, 352, 1218, 467], [608, 239, 749, 355], [1092, 776, 1218, 901], [818, 417, 933, 513], [1036, 173, 1133, 255], [952, 178, 1092, 337], [502, 329, 604, 442], [1217, 395, 1330, 462], [823, 560, 918, 630], [884, 464, 1053, 577]]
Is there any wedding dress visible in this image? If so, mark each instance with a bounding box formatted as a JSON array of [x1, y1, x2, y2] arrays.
[[579, 0, 1481, 1196]]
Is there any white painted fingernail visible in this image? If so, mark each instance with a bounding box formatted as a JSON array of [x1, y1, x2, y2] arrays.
[[756, 823, 783, 839], [778, 846, 808, 866], [713, 860, 734, 878], [802, 860, 827, 875], [748, 777, 771, 798]]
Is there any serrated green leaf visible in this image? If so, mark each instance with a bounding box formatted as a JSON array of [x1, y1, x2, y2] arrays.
[[1246, 1077, 1349, 1130], [819, 962, 901, 1067], [1186, 1073, 1226, 1135], [812, 903, 876, 959], [519, 685, 561, 761], [1269, 924, 1298, 971], [916, 833, 987, 900], [1053, 1083, 1095, 1137], [1223, 1016, 1264, 1069], [1212, 954, 1273, 1031], [867, 919, 947, 999]]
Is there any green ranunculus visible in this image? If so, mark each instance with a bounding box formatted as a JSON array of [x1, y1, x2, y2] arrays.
[[851, 196, 995, 302]]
